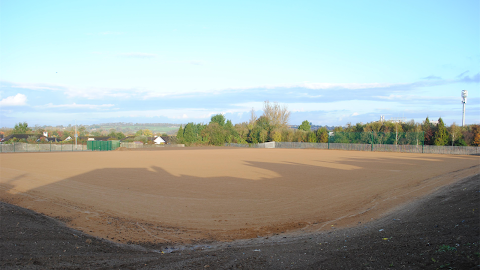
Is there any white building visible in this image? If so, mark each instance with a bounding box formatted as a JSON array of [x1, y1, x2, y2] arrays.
[[153, 136, 165, 144]]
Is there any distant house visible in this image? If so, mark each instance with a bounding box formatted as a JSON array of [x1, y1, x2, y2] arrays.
[[429, 119, 439, 125], [153, 136, 165, 144]]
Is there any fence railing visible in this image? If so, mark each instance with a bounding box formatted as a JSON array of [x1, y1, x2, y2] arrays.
[[224, 143, 273, 148], [226, 142, 479, 155], [276, 142, 327, 149], [119, 142, 185, 149], [0, 142, 186, 153], [0, 143, 89, 153], [422, 145, 479, 155]]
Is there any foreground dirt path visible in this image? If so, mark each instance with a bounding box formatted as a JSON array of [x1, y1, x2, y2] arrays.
[[0, 148, 478, 244]]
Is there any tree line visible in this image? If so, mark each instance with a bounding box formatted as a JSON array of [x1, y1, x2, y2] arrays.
[[330, 118, 479, 146], [176, 102, 480, 147]]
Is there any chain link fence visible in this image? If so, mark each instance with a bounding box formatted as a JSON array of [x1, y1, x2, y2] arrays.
[[0, 142, 187, 153], [119, 142, 185, 149], [225, 142, 275, 148], [226, 142, 479, 155], [0, 143, 89, 153]]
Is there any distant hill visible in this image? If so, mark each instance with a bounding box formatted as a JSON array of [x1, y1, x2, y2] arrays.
[[90, 123, 181, 135], [29, 123, 182, 136]]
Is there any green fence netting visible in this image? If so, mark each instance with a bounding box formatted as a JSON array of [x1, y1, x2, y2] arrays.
[[87, 140, 119, 151]]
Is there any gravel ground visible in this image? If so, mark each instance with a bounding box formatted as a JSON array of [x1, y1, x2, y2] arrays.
[[1, 173, 479, 270]]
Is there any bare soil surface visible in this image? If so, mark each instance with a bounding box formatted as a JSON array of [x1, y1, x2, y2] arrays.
[[0, 148, 479, 269], [1, 173, 478, 269], [1, 148, 478, 245]]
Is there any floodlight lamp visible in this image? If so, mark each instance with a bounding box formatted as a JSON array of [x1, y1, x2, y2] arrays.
[[462, 90, 468, 104]]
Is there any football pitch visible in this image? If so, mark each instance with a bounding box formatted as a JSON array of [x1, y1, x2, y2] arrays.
[[0, 148, 478, 244]]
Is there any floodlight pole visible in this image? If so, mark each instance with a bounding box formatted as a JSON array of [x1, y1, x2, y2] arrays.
[[461, 90, 468, 127]]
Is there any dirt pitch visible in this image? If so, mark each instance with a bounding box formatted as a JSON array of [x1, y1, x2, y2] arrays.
[[0, 148, 478, 246]]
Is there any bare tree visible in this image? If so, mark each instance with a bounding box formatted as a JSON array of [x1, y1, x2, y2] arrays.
[[263, 101, 290, 129], [249, 108, 257, 127]]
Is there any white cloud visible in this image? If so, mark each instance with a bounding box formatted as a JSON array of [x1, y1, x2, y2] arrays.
[[65, 87, 147, 99], [119, 52, 157, 58], [299, 82, 395, 90], [374, 94, 405, 100], [220, 73, 479, 93], [225, 82, 397, 91], [373, 94, 456, 101], [0, 93, 27, 106], [4, 80, 156, 100], [40, 103, 115, 109], [352, 112, 359, 116]]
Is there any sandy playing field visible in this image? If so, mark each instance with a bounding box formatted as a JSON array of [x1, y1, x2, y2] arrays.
[[0, 148, 478, 244]]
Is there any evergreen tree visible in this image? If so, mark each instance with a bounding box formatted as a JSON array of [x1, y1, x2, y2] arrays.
[[176, 125, 184, 143], [183, 123, 196, 143], [433, 118, 448, 146], [210, 114, 226, 127], [298, 120, 311, 131], [422, 117, 434, 145]]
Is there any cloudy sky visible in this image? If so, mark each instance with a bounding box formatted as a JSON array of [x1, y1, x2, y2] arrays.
[[1, 0, 479, 127]]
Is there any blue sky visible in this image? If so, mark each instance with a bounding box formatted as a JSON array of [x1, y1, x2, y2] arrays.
[[1, 0, 479, 127]]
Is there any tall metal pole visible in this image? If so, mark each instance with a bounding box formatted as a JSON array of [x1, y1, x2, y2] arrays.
[[461, 90, 467, 127]]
